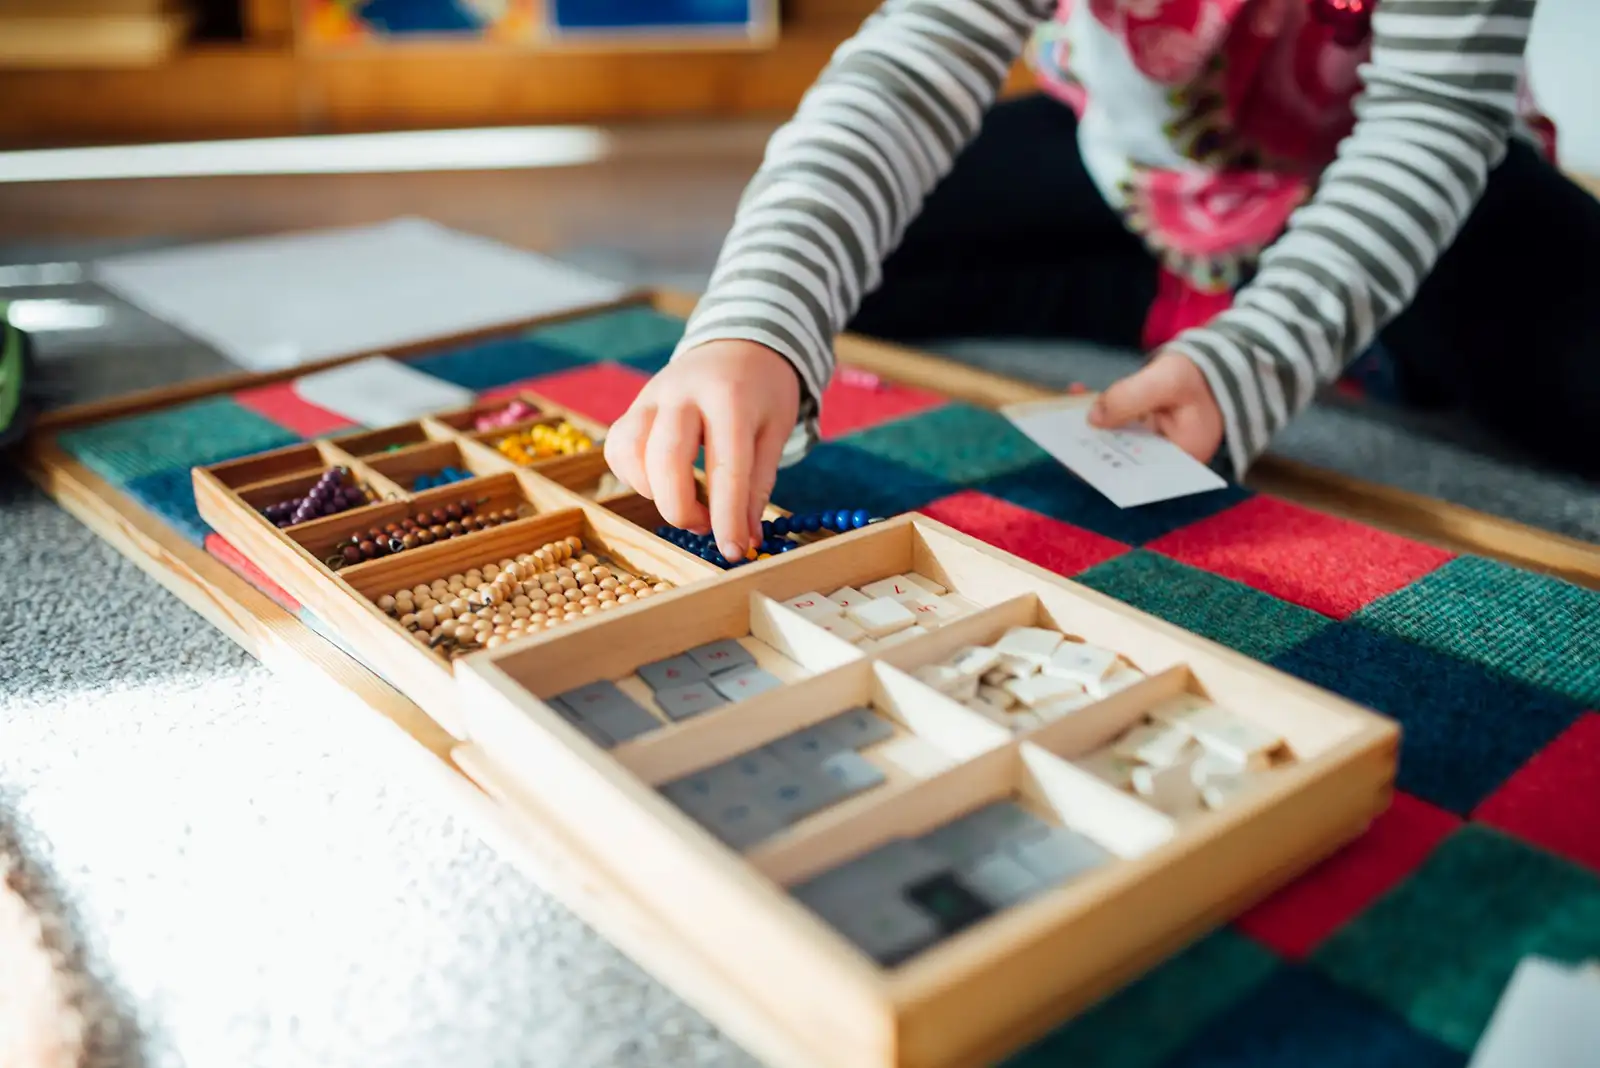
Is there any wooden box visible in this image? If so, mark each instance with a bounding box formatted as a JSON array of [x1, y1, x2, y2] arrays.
[[191, 387, 730, 736], [452, 514, 1398, 1067], [191, 373, 1397, 1068]]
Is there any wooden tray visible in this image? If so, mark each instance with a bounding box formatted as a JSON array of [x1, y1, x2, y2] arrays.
[[193, 380, 1397, 1067], [450, 514, 1397, 1068], [190, 386, 732, 736]]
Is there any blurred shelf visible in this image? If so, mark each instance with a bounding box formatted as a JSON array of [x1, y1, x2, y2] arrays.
[[0, 0, 192, 70]]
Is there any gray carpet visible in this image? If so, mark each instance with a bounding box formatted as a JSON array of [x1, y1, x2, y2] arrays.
[[0, 470, 760, 1068]]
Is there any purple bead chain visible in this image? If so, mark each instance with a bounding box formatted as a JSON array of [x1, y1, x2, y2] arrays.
[[262, 466, 369, 528]]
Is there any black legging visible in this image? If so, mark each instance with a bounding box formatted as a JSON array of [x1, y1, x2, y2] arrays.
[[847, 94, 1600, 481]]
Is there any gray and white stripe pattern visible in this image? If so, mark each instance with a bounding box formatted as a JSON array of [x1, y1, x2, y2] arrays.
[[672, 0, 1535, 477]]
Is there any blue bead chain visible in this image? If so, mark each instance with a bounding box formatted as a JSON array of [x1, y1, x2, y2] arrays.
[[656, 509, 880, 569], [413, 466, 473, 492]]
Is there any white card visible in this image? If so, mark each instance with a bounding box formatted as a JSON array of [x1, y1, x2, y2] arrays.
[[1468, 956, 1600, 1068], [1002, 396, 1226, 509], [292, 355, 474, 427]]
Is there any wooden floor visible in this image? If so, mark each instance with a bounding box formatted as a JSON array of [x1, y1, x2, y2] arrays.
[[5, 146, 1599, 588]]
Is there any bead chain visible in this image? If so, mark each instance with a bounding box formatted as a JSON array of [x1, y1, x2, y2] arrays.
[[375, 536, 675, 658], [324, 496, 529, 568], [657, 508, 880, 569], [262, 466, 373, 528]]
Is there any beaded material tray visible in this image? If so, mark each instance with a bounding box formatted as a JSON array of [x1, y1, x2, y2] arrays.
[[190, 387, 719, 735]]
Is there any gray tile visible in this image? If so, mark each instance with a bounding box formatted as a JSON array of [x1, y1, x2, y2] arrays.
[[816, 707, 895, 751], [698, 795, 788, 852], [918, 801, 1049, 866], [570, 718, 617, 749], [584, 698, 660, 745], [652, 681, 729, 722], [763, 722, 846, 771], [1007, 827, 1112, 886], [717, 746, 789, 788], [957, 852, 1047, 909], [708, 666, 784, 702], [760, 766, 853, 824], [790, 838, 950, 917], [826, 897, 942, 967], [555, 679, 628, 719], [637, 654, 710, 692], [685, 639, 756, 675], [817, 750, 887, 794]]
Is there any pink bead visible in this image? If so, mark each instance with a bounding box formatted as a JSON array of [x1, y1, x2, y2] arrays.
[[838, 367, 884, 391]]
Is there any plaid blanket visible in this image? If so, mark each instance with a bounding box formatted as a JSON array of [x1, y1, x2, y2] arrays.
[[56, 305, 1600, 1068]]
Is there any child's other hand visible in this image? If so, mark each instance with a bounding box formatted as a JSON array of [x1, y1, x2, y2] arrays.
[[605, 340, 801, 563], [1087, 350, 1224, 464]]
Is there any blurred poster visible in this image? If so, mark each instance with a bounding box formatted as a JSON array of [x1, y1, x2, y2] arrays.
[[549, 0, 758, 32], [301, 0, 539, 45], [300, 0, 774, 46]]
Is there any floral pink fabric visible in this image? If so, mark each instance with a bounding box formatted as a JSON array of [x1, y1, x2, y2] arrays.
[[1028, 0, 1556, 348]]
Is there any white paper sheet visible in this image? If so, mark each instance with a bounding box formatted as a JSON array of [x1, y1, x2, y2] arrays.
[[1002, 396, 1227, 509], [292, 356, 475, 428], [89, 217, 633, 372], [1468, 956, 1600, 1068]]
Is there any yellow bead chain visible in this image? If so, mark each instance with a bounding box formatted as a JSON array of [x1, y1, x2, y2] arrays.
[[494, 420, 594, 465]]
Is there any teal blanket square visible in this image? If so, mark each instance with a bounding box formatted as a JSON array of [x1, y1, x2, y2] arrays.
[[529, 305, 686, 363], [56, 397, 303, 486]]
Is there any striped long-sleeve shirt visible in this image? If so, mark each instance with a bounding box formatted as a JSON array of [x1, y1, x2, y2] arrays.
[[671, 0, 1541, 478]]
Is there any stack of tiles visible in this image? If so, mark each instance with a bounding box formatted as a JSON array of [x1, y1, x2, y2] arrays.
[[547, 678, 660, 749], [1075, 693, 1288, 817], [636, 639, 785, 721], [550, 639, 789, 746], [783, 573, 980, 650], [789, 800, 1112, 966], [657, 707, 898, 850], [913, 627, 1148, 734]]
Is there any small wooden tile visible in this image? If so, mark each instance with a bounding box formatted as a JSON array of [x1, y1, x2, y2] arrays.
[[784, 591, 842, 622], [828, 586, 869, 610], [1043, 641, 1120, 685], [1003, 673, 1086, 710], [861, 575, 925, 601], [994, 626, 1065, 665], [845, 597, 918, 638]]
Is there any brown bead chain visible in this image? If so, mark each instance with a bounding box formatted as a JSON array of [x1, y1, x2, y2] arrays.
[[325, 497, 528, 568], [373, 536, 675, 659]]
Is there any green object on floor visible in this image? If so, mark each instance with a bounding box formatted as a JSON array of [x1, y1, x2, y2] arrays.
[[0, 301, 38, 450]]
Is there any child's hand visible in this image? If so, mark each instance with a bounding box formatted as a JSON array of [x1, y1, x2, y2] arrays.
[[605, 340, 801, 563], [1087, 350, 1224, 464]]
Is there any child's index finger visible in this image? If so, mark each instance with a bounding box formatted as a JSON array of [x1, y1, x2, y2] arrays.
[[703, 408, 755, 564], [645, 403, 710, 533]]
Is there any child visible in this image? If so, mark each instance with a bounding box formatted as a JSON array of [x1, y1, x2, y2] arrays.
[[606, 0, 1591, 563]]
